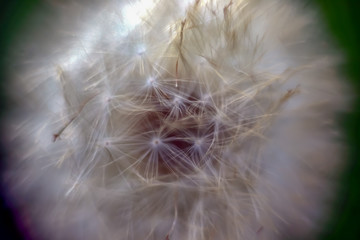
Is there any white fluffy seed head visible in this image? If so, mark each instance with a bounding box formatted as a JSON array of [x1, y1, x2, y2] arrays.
[[4, 0, 349, 239]]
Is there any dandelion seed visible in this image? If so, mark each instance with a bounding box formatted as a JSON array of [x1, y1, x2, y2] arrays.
[[151, 137, 162, 148]]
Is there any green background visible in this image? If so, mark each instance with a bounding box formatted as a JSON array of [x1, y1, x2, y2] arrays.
[[0, 0, 359, 239]]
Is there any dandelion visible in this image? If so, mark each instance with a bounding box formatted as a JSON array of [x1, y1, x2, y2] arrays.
[[4, 0, 348, 239]]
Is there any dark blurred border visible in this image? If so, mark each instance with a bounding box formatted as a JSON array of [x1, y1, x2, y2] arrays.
[[0, 1, 359, 239], [0, 1, 40, 239]]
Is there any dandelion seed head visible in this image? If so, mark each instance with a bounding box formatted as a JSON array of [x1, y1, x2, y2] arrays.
[[4, 0, 350, 239]]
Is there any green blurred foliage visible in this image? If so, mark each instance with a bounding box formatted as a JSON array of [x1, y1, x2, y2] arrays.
[[0, 0, 359, 239], [314, 1, 360, 239]]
